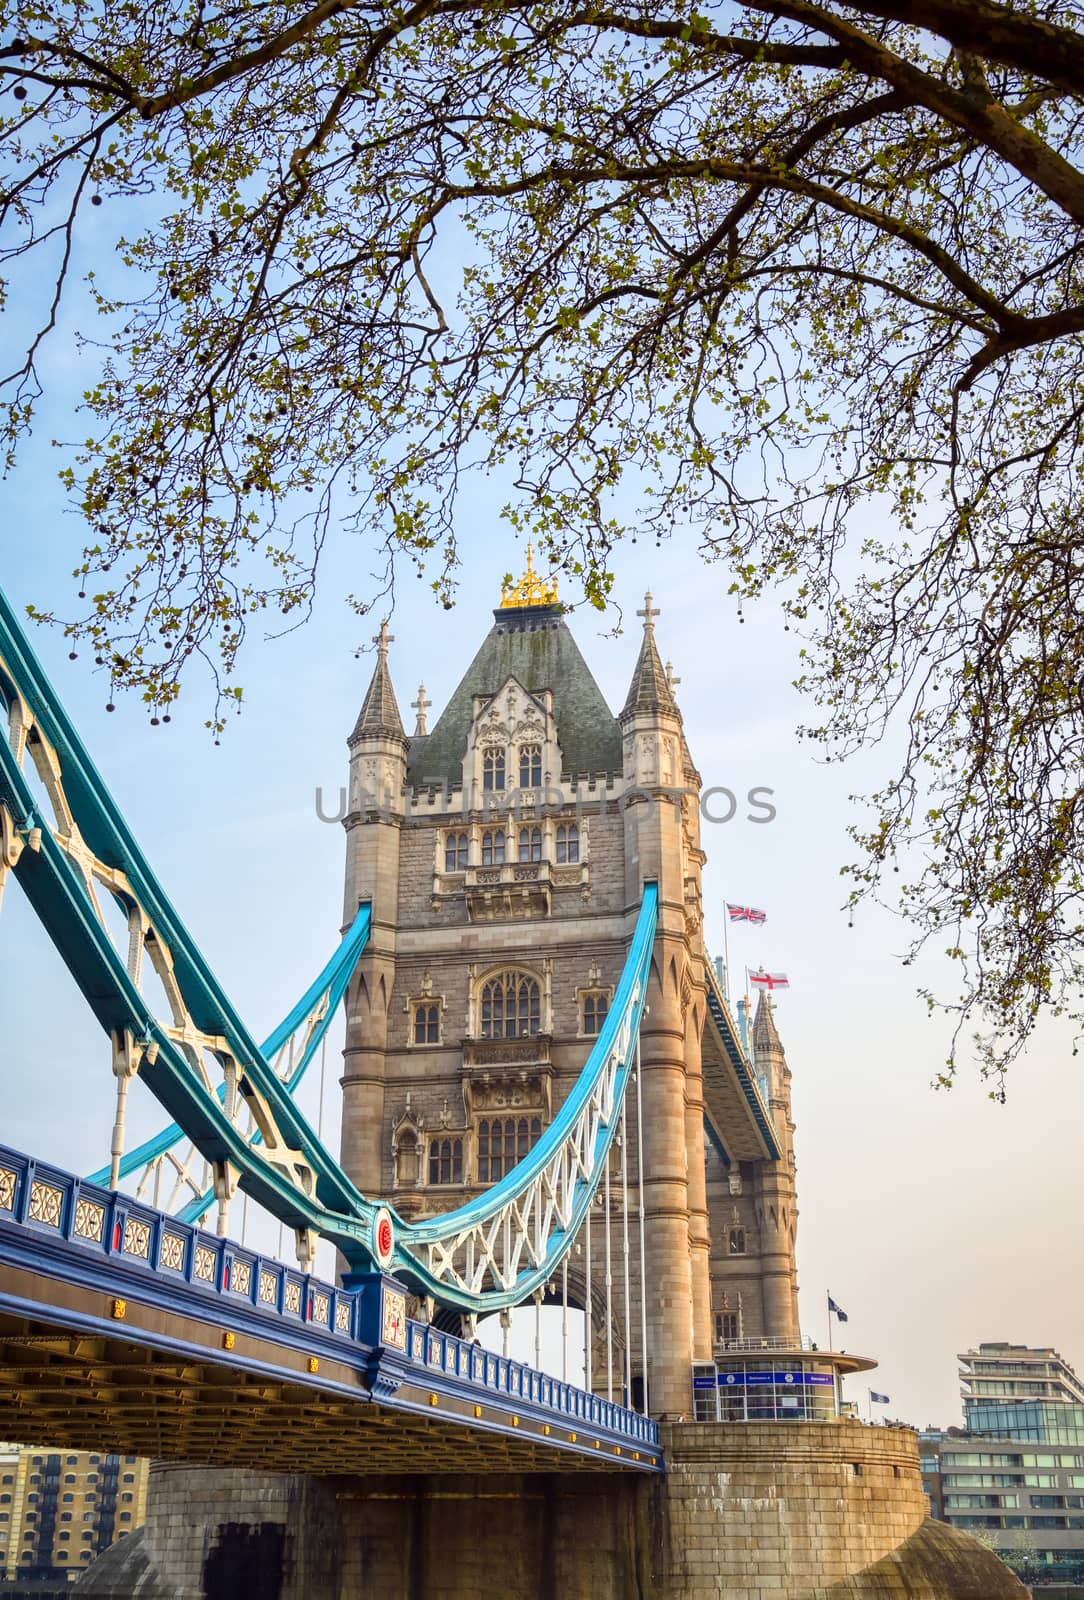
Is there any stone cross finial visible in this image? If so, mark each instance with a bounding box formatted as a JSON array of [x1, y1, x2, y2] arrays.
[[666, 660, 681, 692], [373, 619, 394, 656], [412, 684, 431, 735], [637, 592, 660, 630]]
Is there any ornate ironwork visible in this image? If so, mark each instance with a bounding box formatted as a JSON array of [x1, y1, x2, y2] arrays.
[[122, 1216, 151, 1258], [499, 544, 559, 609], [28, 1180, 62, 1227], [160, 1232, 186, 1271], [74, 1198, 105, 1242]]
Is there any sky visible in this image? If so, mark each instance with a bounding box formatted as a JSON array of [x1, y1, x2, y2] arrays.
[[1, 253, 1082, 1433]]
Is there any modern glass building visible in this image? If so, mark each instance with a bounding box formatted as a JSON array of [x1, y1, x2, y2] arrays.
[[962, 1342, 1084, 1443], [922, 1342, 1084, 1579]]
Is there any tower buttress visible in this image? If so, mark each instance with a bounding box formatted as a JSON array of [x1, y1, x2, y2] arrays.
[[340, 621, 408, 1199], [751, 992, 800, 1342], [620, 594, 712, 1408]]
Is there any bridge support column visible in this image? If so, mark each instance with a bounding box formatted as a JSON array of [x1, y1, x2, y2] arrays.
[[77, 1428, 1027, 1599], [683, 992, 713, 1362], [639, 947, 694, 1419]]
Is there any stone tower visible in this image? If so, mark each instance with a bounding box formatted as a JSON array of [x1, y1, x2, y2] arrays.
[[339, 559, 800, 1415]]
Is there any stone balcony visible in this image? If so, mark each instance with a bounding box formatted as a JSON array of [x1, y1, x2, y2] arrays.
[[434, 859, 588, 919], [461, 1034, 554, 1117]]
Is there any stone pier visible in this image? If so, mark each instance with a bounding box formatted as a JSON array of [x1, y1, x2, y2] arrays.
[[76, 1421, 1026, 1600]]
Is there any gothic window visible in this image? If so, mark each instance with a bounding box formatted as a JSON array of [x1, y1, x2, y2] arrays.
[[412, 1003, 440, 1045], [716, 1310, 741, 1344], [428, 1138, 463, 1185], [728, 1227, 746, 1255], [582, 991, 610, 1036], [481, 828, 506, 866], [519, 744, 542, 787], [444, 831, 468, 871], [480, 970, 541, 1038], [483, 746, 506, 791], [556, 823, 579, 863], [518, 826, 542, 863], [477, 1116, 543, 1182], [395, 1129, 420, 1188]]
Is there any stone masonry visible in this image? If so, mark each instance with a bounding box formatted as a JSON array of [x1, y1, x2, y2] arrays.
[[339, 571, 801, 1413], [77, 1422, 1026, 1600]]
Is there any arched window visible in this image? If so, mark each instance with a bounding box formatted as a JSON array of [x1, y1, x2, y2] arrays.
[[519, 744, 542, 787], [428, 1138, 463, 1185], [481, 828, 506, 866], [483, 747, 506, 791], [583, 992, 609, 1035], [395, 1129, 420, 1188], [480, 970, 541, 1038], [716, 1309, 741, 1344], [413, 1003, 440, 1045], [556, 823, 579, 863], [477, 1117, 542, 1182], [728, 1227, 746, 1255], [518, 826, 542, 863], [444, 831, 468, 871]]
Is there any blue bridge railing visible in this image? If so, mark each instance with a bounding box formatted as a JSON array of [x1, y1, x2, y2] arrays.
[[0, 1143, 659, 1457]]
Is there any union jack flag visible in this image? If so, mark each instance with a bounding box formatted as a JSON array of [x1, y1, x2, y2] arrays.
[[727, 903, 766, 924]]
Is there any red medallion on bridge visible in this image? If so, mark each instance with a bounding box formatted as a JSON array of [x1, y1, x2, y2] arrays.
[[373, 1208, 394, 1270]]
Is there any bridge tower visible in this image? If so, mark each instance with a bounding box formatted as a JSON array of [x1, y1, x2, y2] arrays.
[[339, 557, 798, 1415]]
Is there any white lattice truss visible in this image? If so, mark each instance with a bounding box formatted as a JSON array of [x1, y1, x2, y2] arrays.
[[413, 978, 640, 1302], [0, 665, 323, 1237], [130, 1002, 333, 1220]]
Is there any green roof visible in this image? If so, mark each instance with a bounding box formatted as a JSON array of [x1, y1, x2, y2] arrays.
[[408, 605, 623, 786]]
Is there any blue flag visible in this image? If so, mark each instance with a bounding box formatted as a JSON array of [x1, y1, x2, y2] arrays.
[[828, 1295, 848, 1322], [870, 1391, 890, 1405]]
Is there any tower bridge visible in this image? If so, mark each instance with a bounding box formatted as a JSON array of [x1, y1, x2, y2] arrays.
[[0, 561, 1024, 1597]]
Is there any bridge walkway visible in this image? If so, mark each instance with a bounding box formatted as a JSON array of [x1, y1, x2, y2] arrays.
[[0, 1146, 661, 1475]]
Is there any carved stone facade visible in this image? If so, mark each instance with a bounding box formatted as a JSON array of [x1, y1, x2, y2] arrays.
[[339, 578, 800, 1415]]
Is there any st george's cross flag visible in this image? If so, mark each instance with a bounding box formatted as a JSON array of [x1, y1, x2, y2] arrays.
[[727, 904, 767, 924], [749, 969, 789, 989]]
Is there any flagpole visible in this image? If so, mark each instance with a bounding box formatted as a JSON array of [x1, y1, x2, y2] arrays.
[[722, 900, 731, 1005], [826, 1291, 833, 1354]]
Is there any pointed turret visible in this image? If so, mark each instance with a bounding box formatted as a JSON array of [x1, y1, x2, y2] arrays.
[[620, 593, 679, 721], [341, 621, 408, 1203], [753, 989, 784, 1060], [350, 619, 407, 746]]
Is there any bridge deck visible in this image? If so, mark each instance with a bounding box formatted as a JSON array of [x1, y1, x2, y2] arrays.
[[0, 1148, 661, 1474]]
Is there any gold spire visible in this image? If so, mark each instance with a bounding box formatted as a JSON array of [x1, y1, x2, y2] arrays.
[[499, 544, 559, 609]]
